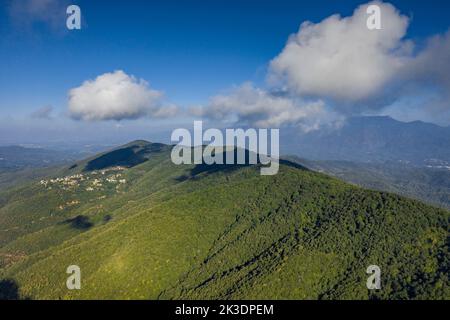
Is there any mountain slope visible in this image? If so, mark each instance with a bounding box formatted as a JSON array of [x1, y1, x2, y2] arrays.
[[0, 141, 448, 300], [285, 156, 450, 210]]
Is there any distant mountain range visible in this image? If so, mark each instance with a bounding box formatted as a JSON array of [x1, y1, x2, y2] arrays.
[[0, 146, 76, 169], [283, 116, 450, 166], [0, 144, 114, 170], [0, 140, 448, 299]]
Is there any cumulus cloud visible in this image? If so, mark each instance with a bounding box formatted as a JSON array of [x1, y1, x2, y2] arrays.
[[68, 70, 179, 121], [269, 1, 411, 103], [190, 83, 343, 132], [69, 1, 449, 128], [195, 1, 415, 130], [394, 30, 450, 124], [195, 1, 450, 130], [31, 105, 53, 119]]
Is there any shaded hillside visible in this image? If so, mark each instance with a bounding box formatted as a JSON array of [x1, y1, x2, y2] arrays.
[[0, 141, 448, 300], [83, 141, 168, 171]]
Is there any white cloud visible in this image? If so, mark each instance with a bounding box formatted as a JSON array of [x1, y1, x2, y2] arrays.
[[269, 1, 411, 103], [409, 30, 450, 92], [190, 83, 343, 132], [67, 1, 449, 128], [382, 29, 450, 124], [195, 1, 418, 131], [68, 70, 178, 121]]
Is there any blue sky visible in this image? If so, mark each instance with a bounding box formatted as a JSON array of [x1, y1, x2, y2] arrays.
[[0, 0, 449, 145]]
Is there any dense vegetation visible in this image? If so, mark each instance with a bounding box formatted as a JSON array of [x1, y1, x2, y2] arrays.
[[0, 141, 448, 299], [287, 156, 450, 210]]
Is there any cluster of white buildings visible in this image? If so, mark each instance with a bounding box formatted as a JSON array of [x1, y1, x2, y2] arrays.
[[39, 166, 127, 192], [40, 174, 86, 189], [105, 173, 126, 184]]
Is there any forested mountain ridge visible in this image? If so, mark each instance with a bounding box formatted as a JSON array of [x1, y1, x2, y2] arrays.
[[0, 141, 448, 300]]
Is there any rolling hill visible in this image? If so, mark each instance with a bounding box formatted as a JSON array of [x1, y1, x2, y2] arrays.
[[0, 140, 448, 300]]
